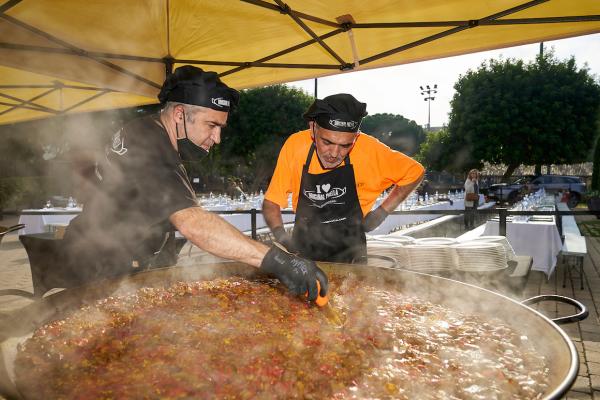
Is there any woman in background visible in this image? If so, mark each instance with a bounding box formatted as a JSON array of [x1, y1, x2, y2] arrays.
[[464, 169, 480, 229]]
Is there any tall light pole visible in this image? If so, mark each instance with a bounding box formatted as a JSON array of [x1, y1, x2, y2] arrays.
[[420, 84, 437, 131]]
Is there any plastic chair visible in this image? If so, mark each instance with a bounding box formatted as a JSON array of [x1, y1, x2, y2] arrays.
[[0, 224, 25, 245]]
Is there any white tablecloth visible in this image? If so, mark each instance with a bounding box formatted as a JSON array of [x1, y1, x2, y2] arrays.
[[221, 213, 295, 233], [18, 208, 82, 235], [18, 196, 484, 237], [483, 218, 562, 277], [18, 208, 295, 235], [370, 194, 485, 235]]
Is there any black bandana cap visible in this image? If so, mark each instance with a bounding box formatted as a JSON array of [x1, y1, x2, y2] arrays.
[[158, 65, 240, 112], [303, 93, 368, 132]]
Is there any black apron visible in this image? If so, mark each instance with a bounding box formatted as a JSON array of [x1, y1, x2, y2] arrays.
[[292, 144, 366, 263]]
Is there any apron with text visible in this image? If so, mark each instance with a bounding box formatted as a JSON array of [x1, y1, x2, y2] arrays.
[[292, 144, 366, 263]]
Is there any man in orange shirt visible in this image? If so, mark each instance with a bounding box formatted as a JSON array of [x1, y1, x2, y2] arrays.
[[263, 94, 425, 263]]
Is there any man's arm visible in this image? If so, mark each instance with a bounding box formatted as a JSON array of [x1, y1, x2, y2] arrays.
[[262, 199, 295, 251], [170, 206, 328, 301], [380, 172, 425, 213], [170, 206, 268, 267], [363, 171, 425, 232], [262, 199, 284, 231]]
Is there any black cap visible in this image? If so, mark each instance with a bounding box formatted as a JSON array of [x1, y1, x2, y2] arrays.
[[303, 93, 367, 132], [158, 65, 239, 112]]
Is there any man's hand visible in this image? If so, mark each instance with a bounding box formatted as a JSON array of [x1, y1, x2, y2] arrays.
[[260, 244, 328, 301], [272, 226, 296, 253], [362, 206, 389, 232]]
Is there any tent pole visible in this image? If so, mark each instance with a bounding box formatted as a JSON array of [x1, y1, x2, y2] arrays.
[[165, 57, 174, 77]]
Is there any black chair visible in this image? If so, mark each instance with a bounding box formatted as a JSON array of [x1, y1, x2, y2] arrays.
[[0, 224, 25, 245], [14, 232, 187, 298], [18, 233, 66, 298], [0, 224, 37, 299]]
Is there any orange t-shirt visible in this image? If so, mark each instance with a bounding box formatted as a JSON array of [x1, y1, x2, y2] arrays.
[[264, 130, 425, 216]]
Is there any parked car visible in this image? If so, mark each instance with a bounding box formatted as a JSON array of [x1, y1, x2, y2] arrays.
[[487, 176, 534, 204], [487, 175, 586, 208]]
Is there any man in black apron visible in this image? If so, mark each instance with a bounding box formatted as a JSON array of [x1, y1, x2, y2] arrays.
[[292, 132, 366, 263], [61, 65, 328, 303], [263, 94, 425, 263]]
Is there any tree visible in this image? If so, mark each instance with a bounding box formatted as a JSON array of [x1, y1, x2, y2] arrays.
[[360, 113, 425, 156], [416, 128, 458, 171], [185, 85, 314, 193], [445, 51, 600, 180]]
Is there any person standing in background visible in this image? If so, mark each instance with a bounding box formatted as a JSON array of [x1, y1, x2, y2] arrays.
[[464, 169, 480, 229]]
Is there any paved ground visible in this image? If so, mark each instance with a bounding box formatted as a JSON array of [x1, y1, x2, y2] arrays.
[[1, 214, 600, 399]]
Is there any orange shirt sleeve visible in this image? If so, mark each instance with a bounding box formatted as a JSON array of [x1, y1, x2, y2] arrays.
[[352, 134, 425, 215]]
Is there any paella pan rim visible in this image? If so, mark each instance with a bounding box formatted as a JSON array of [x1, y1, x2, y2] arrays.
[[0, 261, 580, 400]]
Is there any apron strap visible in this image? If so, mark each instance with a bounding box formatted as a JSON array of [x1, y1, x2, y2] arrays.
[[303, 143, 316, 172]]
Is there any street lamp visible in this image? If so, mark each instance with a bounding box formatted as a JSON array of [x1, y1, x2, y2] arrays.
[[420, 84, 437, 131]]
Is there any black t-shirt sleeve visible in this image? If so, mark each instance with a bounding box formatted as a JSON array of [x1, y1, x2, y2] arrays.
[[139, 160, 199, 222], [105, 118, 199, 228]]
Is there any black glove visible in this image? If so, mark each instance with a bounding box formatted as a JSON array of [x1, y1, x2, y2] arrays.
[[260, 244, 328, 301], [272, 226, 296, 253], [362, 206, 389, 232]]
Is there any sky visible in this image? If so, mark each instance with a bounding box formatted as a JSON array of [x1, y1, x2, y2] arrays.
[[286, 33, 600, 129]]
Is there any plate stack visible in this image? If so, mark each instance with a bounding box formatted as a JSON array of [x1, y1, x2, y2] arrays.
[[368, 235, 415, 244], [404, 244, 454, 273], [460, 236, 517, 261], [357, 254, 399, 269], [366, 241, 408, 268], [413, 237, 458, 246], [451, 242, 507, 272]]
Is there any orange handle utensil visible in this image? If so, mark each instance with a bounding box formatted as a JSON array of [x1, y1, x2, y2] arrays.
[[306, 281, 344, 326], [305, 280, 329, 307]]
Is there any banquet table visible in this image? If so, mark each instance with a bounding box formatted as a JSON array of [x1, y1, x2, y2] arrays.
[[370, 194, 485, 236], [18, 208, 82, 235], [17, 207, 295, 235], [18, 196, 482, 237], [482, 217, 562, 277]]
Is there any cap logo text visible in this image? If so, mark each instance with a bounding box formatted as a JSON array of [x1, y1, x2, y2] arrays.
[[329, 119, 357, 129], [211, 97, 230, 108]]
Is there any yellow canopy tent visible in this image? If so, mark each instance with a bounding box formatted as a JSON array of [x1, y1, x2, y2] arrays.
[[0, 0, 599, 125], [0, 65, 155, 125]]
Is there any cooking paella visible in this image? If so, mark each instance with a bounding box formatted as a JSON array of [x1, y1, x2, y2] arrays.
[[15, 275, 549, 399]]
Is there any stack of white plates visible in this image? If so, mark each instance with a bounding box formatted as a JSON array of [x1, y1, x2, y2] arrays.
[[369, 235, 415, 244], [461, 236, 517, 261], [366, 241, 407, 268], [360, 254, 398, 269], [451, 242, 507, 272], [404, 244, 454, 273], [413, 237, 458, 246]]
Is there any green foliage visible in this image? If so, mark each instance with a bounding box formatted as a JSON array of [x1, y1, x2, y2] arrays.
[[592, 136, 600, 191], [415, 128, 473, 172], [186, 85, 314, 192], [0, 177, 52, 210], [0, 178, 20, 209], [444, 51, 600, 177], [360, 113, 426, 155], [587, 190, 600, 199]]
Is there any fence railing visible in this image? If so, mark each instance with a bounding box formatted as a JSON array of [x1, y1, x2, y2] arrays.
[[16, 206, 597, 241], [205, 208, 598, 241]]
